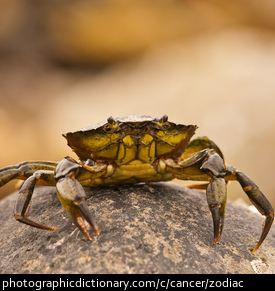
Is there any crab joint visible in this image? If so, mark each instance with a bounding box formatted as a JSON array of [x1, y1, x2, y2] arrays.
[[104, 164, 114, 177], [158, 159, 166, 173]]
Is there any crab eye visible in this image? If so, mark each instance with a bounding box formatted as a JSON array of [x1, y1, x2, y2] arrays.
[[107, 116, 116, 126], [156, 115, 170, 129], [158, 114, 168, 124], [85, 159, 95, 166], [107, 116, 118, 128], [104, 116, 118, 132]]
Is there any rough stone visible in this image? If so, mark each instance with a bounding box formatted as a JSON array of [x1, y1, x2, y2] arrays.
[[0, 182, 274, 274]]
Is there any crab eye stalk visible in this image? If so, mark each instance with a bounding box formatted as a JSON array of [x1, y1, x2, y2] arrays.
[[104, 116, 119, 132], [159, 115, 168, 124], [157, 115, 169, 128], [107, 116, 115, 125], [107, 116, 118, 128]]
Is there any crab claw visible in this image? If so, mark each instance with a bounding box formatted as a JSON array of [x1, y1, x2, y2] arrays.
[[206, 177, 227, 245], [56, 177, 99, 239], [71, 198, 99, 240], [209, 205, 225, 244]]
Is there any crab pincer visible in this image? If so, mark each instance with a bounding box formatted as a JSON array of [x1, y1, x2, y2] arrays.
[[56, 177, 99, 239], [55, 158, 99, 239]]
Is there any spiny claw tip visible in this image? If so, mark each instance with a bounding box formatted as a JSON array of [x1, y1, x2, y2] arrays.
[[210, 205, 223, 246], [94, 227, 100, 235], [213, 237, 220, 244], [251, 213, 274, 253], [86, 235, 92, 241], [51, 227, 59, 231], [15, 215, 59, 231]]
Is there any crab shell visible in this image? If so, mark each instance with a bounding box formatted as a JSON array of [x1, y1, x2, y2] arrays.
[[63, 115, 197, 164]]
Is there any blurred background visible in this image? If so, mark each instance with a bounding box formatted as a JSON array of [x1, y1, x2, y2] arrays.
[[0, 0, 275, 208]]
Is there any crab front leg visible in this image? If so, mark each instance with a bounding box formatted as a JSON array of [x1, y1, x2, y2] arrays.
[[165, 150, 228, 245], [54, 157, 101, 239]]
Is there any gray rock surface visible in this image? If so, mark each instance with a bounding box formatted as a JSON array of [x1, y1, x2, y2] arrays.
[[0, 182, 274, 274]]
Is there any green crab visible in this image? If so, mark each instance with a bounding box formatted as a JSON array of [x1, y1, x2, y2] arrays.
[[0, 115, 273, 252]]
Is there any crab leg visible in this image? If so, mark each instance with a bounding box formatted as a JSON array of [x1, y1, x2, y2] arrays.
[[226, 167, 274, 252], [0, 161, 58, 187], [14, 170, 58, 230], [55, 157, 99, 239], [172, 136, 274, 251], [205, 177, 227, 243], [200, 152, 227, 244], [166, 150, 228, 244]]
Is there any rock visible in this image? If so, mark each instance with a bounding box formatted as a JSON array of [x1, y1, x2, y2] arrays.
[[0, 182, 274, 274]]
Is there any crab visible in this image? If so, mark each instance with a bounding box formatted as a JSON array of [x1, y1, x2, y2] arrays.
[[0, 115, 274, 252]]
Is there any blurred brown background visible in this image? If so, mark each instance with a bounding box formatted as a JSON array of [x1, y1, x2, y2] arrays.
[[0, 0, 275, 208]]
